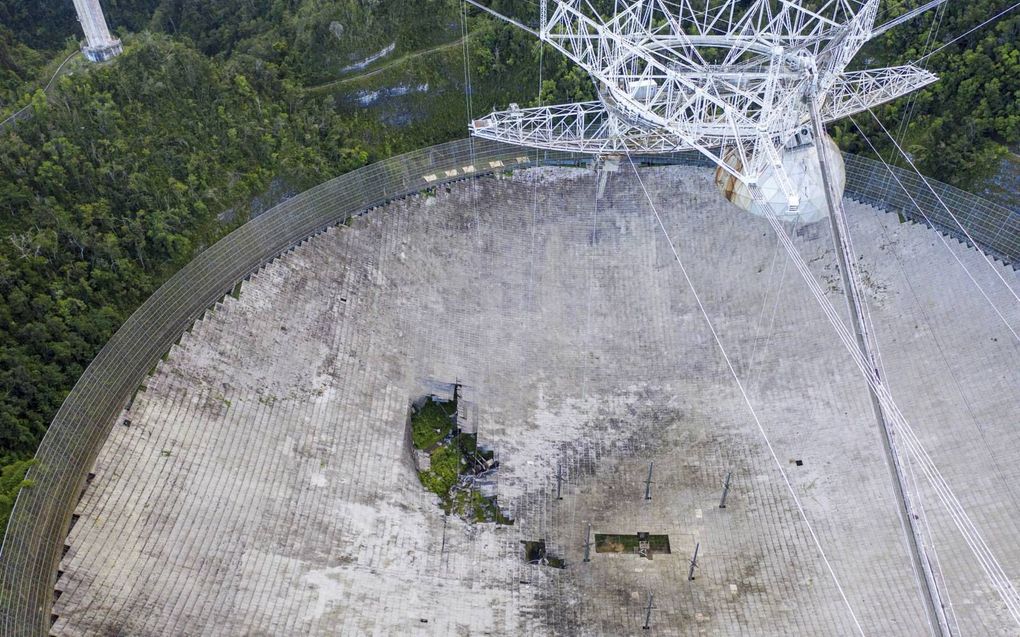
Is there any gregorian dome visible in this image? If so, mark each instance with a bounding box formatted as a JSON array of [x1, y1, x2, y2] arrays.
[[715, 131, 846, 223]]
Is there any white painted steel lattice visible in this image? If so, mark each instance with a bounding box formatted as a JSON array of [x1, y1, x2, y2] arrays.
[[468, 0, 937, 199]]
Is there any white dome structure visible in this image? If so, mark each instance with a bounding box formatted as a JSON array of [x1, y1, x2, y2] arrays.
[[714, 132, 846, 223]]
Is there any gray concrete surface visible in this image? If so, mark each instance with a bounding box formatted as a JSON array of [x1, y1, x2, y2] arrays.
[[51, 166, 1020, 635]]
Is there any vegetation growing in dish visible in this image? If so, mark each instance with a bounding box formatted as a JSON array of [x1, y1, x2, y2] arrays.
[[411, 397, 456, 450], [410, 395, 510, 524]]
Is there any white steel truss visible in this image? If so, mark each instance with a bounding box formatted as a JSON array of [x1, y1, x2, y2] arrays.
[[472, 64, 936, 161], [467, 0, 938, 192]]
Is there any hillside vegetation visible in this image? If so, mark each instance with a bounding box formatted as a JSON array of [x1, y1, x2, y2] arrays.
[[839, 0, 1020, 186], [0, 0, 1017, 526], [0, 33, 373, 517]]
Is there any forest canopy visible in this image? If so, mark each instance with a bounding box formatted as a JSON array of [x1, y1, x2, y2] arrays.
[[0, 32, 371, 516]]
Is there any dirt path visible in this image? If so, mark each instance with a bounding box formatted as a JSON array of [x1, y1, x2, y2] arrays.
[[303, 37, 465, 95]]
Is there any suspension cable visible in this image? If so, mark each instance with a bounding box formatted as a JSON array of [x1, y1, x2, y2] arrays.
[[894, 1, 945, 146], [749, 252, 791, 394], [461, 0, 475, 135], [913, 1, 1020, 63], [528, 29, 546, 309], [624, 152, 868, 636], [862, 108, 1020, 310], [740, 181, 1020, 628], [847, 116, 1020, 343], [745, 233, 784, 378]]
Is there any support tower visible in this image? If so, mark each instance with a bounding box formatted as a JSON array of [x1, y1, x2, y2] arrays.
[[72, 0, 122, 62]]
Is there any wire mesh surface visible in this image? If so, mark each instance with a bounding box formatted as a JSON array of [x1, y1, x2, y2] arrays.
[[0, 137, 1014, 635], [845, 153, 1018, 268]]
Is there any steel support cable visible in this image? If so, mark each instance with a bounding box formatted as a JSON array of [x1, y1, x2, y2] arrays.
[[873, 0, 951, 38], [890, 427, 1020, 609], [913, 1, 1020, 64], [745, 232, 784, 378], [745, 184, 1020, 627], [831, 169, 897, 430], [623, 152, 868, 637], [3, 138, 1018, 632], [894, 1, 945, 146], [0, 50, 81, 130], [812, 94, 949, 636], [464, 0, 539, 37], [864, 107, 1020, 308], [851, 115, 1020, 517], [841, 237, 953, 636], [905, 450, 963, 634], [883, 247, 978, 637], [746, 217, 801, 392], [461, 0, 475, 155], [821, 136, 946, 636], [757, 190, 1020, 624], [0, 139, 556, 634], [846, 116, 1020, 343], [901, 432, 962, 635], [889, 428, 1020, 626], [581, 171, 600, 400], [762, 172, 1020, 621], [865, 138, 1020, 508], [749, 253, 791, 395], [529, 29, 546, 307]]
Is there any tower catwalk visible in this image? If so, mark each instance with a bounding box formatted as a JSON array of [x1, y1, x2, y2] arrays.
[[72, 0, 122, 62]]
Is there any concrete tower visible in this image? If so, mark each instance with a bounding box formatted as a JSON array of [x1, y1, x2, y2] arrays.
[[72, 0, 122, 62]]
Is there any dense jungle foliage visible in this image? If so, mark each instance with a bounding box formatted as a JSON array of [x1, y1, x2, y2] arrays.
[[0, 34, 371, 462], [0, 0, 1017, 527], [839, 0, 1020, 187]]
